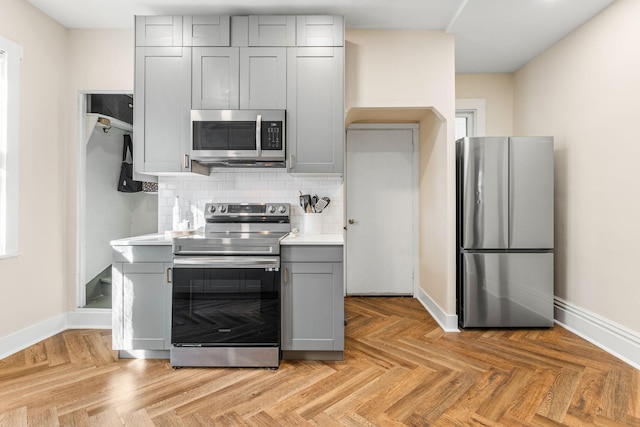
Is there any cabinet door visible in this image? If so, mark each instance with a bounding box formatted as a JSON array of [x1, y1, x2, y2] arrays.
[[134, 47, 192, 174], [281, 262, 344, 351], [287, 47, 344, 173], [192, 47, 240, 109], [296, 16, 344, 47], [183, 15, 230, 47], [249, 15, 296, 46], [135, 16, 182, 47], [122, 262, 172, 350], [240, 47, 286, 110]]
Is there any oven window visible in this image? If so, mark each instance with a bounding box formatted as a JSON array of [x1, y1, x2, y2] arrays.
[[172, 268, 280, 345], [193, 121, 256, 151]]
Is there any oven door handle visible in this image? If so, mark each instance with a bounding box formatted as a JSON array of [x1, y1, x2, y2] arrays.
[[173, 256, 280, 269]]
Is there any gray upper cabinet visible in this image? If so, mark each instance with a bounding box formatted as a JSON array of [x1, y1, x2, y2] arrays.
[[296, 16, 344, 47], [240, 47, 286, 109], [135, 16, 183, 47], [183, 15, 230, 47], [192, 47, 240, 109], [249, 15, 296, 46], [134, 47, 193, 174], [192, 47, 286, 110], [287, 47, 344, 173]]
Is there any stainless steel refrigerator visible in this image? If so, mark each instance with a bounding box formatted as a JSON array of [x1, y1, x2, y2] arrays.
[[456, 136, 554, 328]]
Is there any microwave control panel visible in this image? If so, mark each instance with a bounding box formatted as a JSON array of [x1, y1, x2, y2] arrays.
[[261, 121, 283, 150]]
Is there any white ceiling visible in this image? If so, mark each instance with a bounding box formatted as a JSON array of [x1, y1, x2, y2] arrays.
[[27, 0, 615, 73]]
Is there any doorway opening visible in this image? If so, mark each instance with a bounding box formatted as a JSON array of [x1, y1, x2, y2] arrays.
[[77, 91, 158, 309]]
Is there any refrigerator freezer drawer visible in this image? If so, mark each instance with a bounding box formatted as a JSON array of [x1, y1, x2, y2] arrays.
[[460, 252, 554, 328]]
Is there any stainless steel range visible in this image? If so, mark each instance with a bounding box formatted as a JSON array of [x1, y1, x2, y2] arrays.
[[171, 202, 290, 368]]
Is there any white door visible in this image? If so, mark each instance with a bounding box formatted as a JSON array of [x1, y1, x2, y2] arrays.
[[346, 127, 415, 295]]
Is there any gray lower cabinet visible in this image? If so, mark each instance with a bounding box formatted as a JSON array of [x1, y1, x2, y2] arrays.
[[134, 46, 206, 176], [112, 246, 172, 355], [286, 47, 344, 173], [281, 245, 344, 360]]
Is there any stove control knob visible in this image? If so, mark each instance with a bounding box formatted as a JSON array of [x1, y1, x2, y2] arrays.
[[209, 205, 216, 213], [278, 205, 287, 214], [267, 205, 276, 214], [218, 205, 226, 213]]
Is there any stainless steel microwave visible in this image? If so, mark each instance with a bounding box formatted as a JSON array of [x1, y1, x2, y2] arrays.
[[191, 109, 285, 168]]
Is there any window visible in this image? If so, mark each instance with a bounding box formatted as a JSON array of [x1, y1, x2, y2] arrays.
[[0, 36, 22, 259], [455, 111, 475, 140], [455, 99, 486, 140]]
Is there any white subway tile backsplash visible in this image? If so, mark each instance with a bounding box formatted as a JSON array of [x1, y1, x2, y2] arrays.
[[158, 172, 343, 233]]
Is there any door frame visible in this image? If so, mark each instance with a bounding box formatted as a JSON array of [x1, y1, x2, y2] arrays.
[[344, 123, 420, 296]]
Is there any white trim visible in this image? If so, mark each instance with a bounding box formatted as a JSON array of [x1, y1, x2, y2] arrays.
[[554, 297, 640, 370], [456, 98, 486, 137], [0, 36, 22, 258], [0, 314, 67, 360], [345, 123, 419, 296], [0, 310, 112, 360], [76, 90, 133, 307], [67, 309, 112, 329], [416, 287, 459, 333]]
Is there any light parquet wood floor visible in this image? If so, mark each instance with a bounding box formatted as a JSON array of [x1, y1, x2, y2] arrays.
[[1, 297, 639, 426]]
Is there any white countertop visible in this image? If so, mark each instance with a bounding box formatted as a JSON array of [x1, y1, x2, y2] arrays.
[[110, 233, 172, 246], [110, 232, 344, 246], [281, 233, 344, 245]]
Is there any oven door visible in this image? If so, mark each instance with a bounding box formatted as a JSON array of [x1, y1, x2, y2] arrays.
[[171, 256, 280, 347]]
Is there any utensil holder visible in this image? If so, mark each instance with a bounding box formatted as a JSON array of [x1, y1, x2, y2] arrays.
[[304, 213, 322, 235]]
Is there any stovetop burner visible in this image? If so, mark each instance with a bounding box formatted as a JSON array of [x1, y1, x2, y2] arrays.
[[173, 202, 291, 256]]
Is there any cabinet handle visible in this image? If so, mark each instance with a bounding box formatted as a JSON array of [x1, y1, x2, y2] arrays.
[[256, 114, 262, 158], [183, 154, 190, 169], [283, 267, 289, 285], [166, 268, 172, 284], [289, 154, 294, 171]]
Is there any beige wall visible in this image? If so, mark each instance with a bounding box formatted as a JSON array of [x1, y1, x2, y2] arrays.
[[0, 0, 68, 337], [456, 74, 514, 136], [0, 0, 134, 339], [345, 30, 457, 314], [513, 0, 640, 332]]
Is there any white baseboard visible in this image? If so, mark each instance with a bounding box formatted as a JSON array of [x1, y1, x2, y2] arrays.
[[66, 309, 112, 329], [416, 288, 459, 332], [554, 297, 640, 370], [0, 309, 112, 360]]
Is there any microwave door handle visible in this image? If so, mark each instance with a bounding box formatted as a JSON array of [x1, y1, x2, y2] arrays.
[[256, 114, 262, 157]]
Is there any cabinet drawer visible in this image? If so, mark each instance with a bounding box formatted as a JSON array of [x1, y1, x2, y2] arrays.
[[122, 262, 167, 274], [112, 246, 172, 263], [281, 245, 343, 263]]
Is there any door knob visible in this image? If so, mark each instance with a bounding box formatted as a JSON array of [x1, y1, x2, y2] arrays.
[[348, 219, 356, 224]]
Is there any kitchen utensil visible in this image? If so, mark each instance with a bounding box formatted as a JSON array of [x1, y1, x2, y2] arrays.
[[314, 197, 330, 213], [300, 194, 311, 212], [311, 195, 318, 212]]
